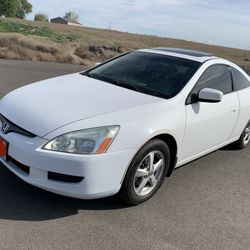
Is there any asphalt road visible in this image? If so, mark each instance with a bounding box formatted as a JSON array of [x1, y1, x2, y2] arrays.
[[0, 59, 249, 250]]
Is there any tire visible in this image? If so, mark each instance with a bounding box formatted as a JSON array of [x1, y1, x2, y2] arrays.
[[231, 121, 250, 150], [119, 139, 170, 205]]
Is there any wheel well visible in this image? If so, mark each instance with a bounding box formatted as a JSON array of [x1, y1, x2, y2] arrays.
[[153, 134, 178, 177]]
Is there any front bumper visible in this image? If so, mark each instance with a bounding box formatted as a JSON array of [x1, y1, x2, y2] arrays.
[[0, 132, 135, 199]]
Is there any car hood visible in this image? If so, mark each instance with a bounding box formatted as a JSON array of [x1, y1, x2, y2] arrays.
[[0, 73, 161, 137]]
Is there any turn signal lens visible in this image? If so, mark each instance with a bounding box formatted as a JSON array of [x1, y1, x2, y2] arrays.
[[96, 138, 113, 154]]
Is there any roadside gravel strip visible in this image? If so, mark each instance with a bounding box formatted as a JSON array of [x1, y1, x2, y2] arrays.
[[0, 60, 249, 250]]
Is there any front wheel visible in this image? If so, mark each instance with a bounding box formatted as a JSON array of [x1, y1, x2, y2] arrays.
[[120, 139, 170, 205]]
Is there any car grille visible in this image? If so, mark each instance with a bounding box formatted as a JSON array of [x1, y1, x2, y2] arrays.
[[0, 114, 36, 138]]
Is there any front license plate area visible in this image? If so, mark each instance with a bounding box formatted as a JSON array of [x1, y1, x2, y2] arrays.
[[0, 137, 8, 160]]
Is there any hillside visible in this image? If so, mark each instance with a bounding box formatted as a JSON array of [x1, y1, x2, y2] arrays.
[[0, 18, 250, 73]]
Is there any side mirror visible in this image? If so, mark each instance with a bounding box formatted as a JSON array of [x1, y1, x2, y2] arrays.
[[198, 88, 223, 103]]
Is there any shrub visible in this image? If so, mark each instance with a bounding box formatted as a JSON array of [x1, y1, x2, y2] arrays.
[[34, 13, 49, 22]]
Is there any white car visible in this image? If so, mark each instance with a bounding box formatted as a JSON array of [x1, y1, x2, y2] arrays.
[[0, 48, 249, 205]]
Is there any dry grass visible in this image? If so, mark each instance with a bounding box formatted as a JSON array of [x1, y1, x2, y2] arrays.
[[0, 33, 79, 64], [0, 18, 250, 74]]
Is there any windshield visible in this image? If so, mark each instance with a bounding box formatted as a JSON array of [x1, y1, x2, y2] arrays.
[[83, 51, 201, 99]]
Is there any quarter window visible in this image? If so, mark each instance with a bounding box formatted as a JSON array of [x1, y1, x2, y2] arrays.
[[231, 67, 250, 91]]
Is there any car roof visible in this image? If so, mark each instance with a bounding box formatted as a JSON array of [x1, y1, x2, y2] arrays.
[[138, 47, 218, 63]]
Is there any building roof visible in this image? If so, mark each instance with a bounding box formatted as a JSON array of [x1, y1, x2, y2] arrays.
[[50, 17, 81, 25], [50, 17, 66, 21]]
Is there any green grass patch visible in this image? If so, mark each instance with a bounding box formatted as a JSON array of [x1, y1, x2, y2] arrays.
[[0, 20, 80, 43]]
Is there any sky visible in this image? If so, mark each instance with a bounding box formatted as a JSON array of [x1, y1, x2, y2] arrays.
[[27, 0, 250, 49]]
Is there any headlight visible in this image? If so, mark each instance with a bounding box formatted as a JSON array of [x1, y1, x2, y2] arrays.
[[43, 126, 120, 155]]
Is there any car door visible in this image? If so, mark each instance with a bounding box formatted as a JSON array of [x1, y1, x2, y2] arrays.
[[230, 66, 250, 138], [179, 64, 240, 163]]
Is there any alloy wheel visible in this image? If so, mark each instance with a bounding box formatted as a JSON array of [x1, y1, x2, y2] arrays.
[[133, 151, 165, 197]]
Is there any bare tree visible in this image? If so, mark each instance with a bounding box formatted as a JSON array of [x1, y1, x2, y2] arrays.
[[63, 11, 79, 23]]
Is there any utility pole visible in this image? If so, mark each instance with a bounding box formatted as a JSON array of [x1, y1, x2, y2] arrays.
[[109, 22, 111, 31]]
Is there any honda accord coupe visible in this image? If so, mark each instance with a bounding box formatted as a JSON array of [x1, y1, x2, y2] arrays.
[[0, 48, 249, 205]]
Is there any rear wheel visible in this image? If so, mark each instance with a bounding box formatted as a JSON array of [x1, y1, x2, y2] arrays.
[[231, 121, 250, 149], [120, 139, 170, 205]]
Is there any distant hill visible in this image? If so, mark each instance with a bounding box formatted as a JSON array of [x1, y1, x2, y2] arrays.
[[0, 18, 249, 73]]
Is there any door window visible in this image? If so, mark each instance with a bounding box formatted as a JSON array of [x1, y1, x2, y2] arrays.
[[187, 65, 233, 104]]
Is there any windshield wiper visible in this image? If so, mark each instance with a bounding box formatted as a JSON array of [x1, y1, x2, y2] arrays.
[[84, 72, 92, 78], [83, 72, 144, 93], [109, 79, 143, 92]]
